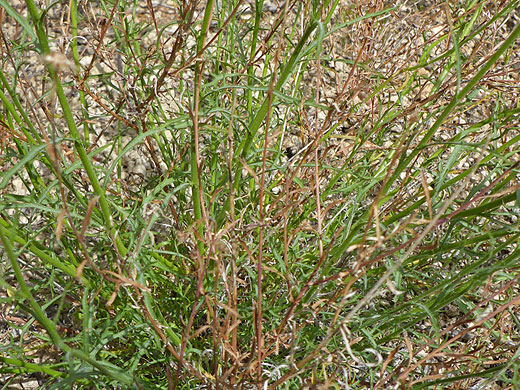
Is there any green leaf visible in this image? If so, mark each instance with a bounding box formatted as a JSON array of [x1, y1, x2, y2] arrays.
[[0, 0, 38, 42], [0, 144, 47, 190]]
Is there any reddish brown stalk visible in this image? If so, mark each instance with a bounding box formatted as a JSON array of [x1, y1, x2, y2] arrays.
[[355, 124, 412, 261], [171, 0, 246, 77], [314, 33, 324, 260], [336, 37, 367, 102], [269, 147, 487, 388], [241, 0, 300, 73], [255, 43, 276, 390], [76, 83, 138, 130], [282, 192, 294, 295], [376, 273, 520, 388], [78, 0, 118, 81], [137, 1, 196, 111], [135, 287, 208, 384], [435, 160, 520, 226]]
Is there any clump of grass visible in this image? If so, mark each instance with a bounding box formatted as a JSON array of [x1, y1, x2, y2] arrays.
[[1, 0, 519, 389]]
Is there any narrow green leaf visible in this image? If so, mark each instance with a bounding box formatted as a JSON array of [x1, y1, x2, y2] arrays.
[[0, 144, 47, 190], [0, 0, 37, 41]]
